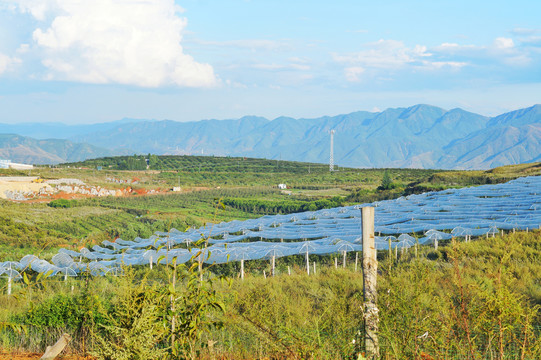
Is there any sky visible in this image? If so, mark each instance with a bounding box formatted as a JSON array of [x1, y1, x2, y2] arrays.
[[0, 0, 540, 124]]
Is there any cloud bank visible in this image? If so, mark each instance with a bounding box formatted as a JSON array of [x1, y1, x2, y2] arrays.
[[12, 0, 216, 87]]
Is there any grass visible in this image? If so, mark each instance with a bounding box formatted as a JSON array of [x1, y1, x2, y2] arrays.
[[0, 230, 540, 359]]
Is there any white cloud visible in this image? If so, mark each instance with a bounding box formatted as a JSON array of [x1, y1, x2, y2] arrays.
[[511, 28, 541, 36], [335, 39, 465, 82], [334, 39, 427, 69], [494, 37, 514, 50], [12, 0, 216, 87], [344, 66, 364, 82], [433, 36, 535, 66], [0, 53, 21, 75]]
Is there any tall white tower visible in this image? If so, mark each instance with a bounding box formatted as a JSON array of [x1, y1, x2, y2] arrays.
[[329, 130, 335, 172]]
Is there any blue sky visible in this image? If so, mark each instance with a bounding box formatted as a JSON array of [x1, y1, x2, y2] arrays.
[[0, 0, 540, 124]]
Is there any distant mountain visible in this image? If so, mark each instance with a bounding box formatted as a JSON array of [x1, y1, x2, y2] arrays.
[[0, 134, 124, 165], [0, 118, 153, 140], [1, 104, 540, 169]]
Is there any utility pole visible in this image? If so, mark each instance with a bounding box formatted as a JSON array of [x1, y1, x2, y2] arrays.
[[329, 130, 335, 172]]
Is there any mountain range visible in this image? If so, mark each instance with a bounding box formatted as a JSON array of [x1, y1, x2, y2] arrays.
[[1, 104, 540, 169]]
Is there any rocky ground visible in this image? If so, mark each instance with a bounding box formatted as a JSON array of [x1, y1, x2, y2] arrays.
[[0, 177, 156, 201]]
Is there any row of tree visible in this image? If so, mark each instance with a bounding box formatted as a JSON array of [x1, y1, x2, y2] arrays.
[[222, 197, 345, 215]]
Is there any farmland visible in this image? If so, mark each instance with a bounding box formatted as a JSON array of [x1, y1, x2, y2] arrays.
[[0, 156, 540, 359]]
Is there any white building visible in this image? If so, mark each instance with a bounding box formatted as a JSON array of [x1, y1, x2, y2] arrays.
[[0, 159, 33, 170]]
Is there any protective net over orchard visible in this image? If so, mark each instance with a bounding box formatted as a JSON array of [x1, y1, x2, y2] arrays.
[[1, 176, 540, 278]]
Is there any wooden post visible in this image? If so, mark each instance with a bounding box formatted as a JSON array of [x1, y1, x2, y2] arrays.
[[40, 333, 72, 360], [434, 238, 438, 251], [7, 276, 11, 296], [263, 270, 266, 279], [362, 206, 379, 359], [171, 260, 177, 349], [306, 251, 310, 275], [149, 255, 153, 270], [313, 261, 316, 275], [240, 259, 245, 280], [288, 266, 291, 276], [334, 257, 338, 269], [343, 250, 347, 268], [355, 252, 359, 272], [271, 255, 276, 277]]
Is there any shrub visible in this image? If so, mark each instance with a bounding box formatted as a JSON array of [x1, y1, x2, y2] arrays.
[[47, 199, 77, 208]]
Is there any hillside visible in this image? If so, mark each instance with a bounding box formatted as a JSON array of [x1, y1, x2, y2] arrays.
[[0, 134, 123, 165], [1, 104, 540, 169]]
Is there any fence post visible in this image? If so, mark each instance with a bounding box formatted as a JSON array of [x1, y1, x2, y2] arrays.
[[40, 333, 72, 360], [240, 259, 245, 280], [362, 206, 379, 359]]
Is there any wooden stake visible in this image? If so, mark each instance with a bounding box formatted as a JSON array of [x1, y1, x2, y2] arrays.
[[171, 260, 177, 348], [240, 259, 245, 280], [362, 206, 379, 359], [306, 251, 310, 275], [334, 257, 338, 269], [40, 333, 72, 360], [7, 277, 11, 296], [388, 237, 392, 262], [288, 266, 291, 276], [271, 255, 276, 277], [355, 252, 358, 272], [149, 255, 153, 270], [313, 261, 316, 275], [343, 250, 347, 268]]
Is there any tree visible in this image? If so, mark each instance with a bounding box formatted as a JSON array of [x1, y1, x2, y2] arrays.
[[379, 170, 393, 191]]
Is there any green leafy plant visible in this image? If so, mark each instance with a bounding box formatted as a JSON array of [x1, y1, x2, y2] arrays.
[[91, 269, 166, 360], [159, 241, 226, 360]]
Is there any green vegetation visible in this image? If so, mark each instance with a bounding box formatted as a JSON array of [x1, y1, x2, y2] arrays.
[[1, 157, 541, 358], [47, 199, 78, 208], [0, 231, 540, 359], [1, 158, 540, 260]]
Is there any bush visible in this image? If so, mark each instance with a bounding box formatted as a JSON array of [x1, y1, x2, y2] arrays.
[[47, 199, 77, 208]]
